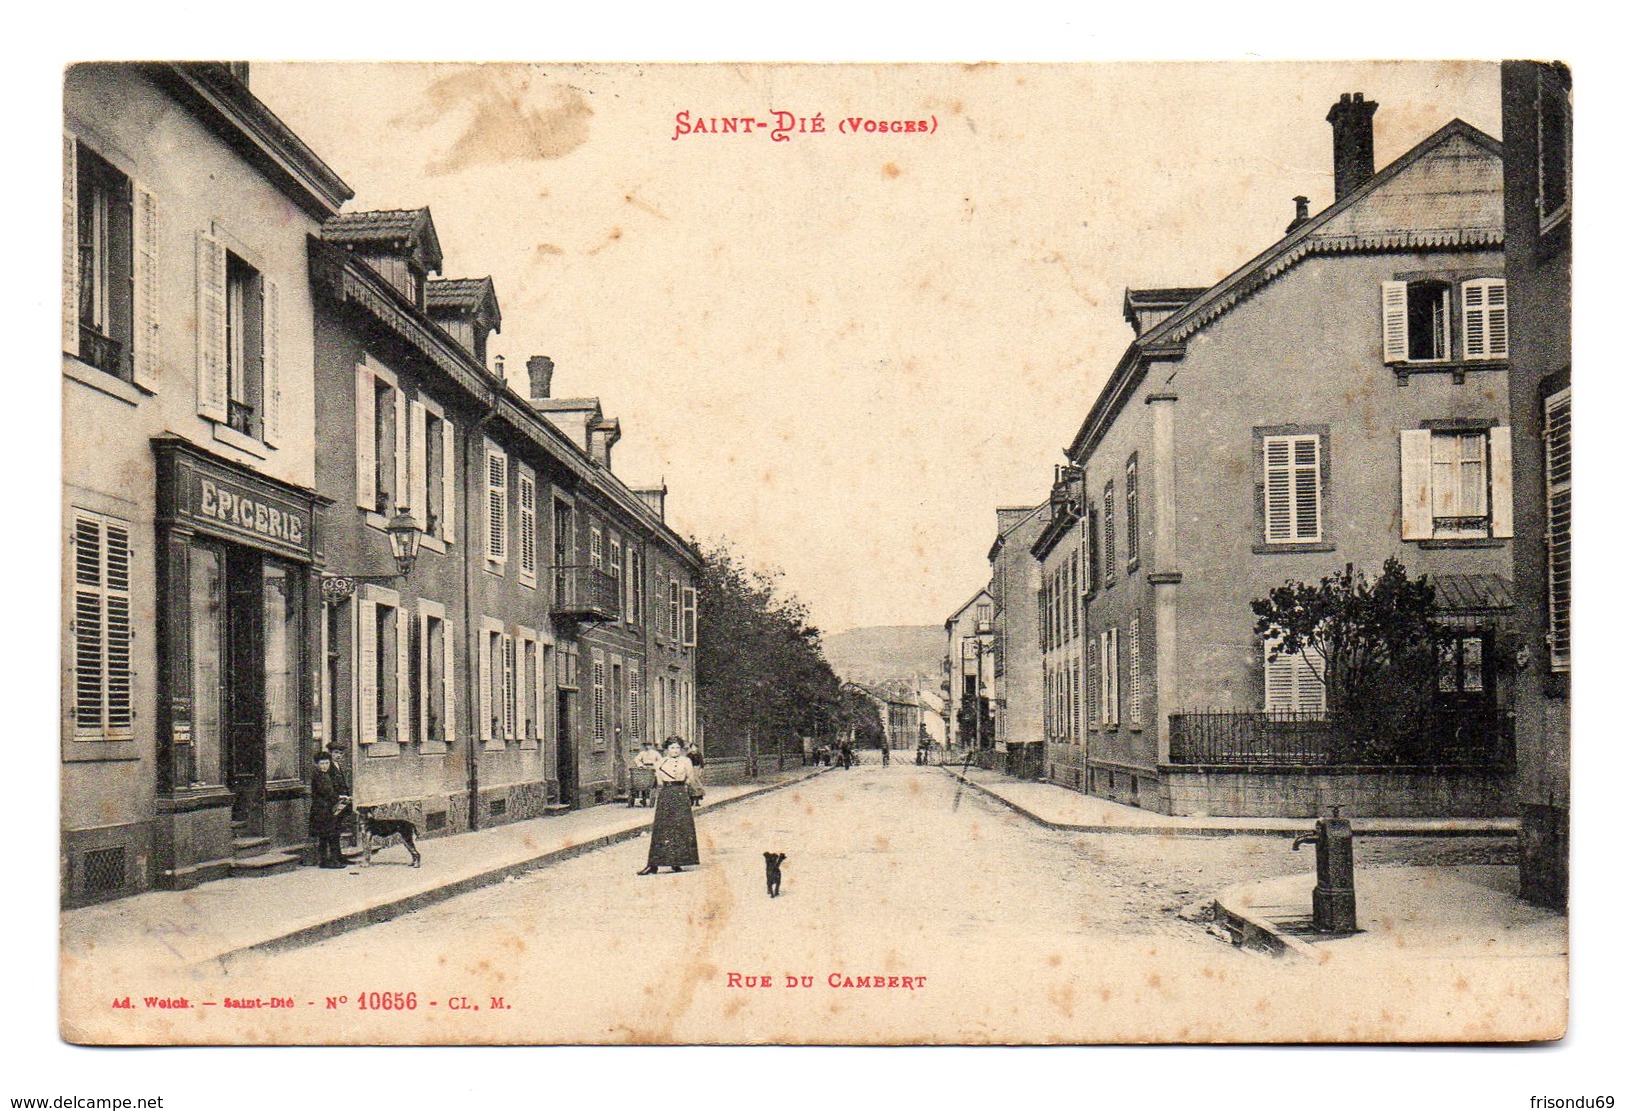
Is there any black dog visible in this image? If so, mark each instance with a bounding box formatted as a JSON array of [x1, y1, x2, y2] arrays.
[[358, 808, 422, 867], [763, 852, 786, 897]]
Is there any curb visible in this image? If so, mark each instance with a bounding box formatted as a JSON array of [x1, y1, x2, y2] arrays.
[[940, 767, 1518, 839], [214, 768, 829, 969], [1211, 886, 1320, 961]]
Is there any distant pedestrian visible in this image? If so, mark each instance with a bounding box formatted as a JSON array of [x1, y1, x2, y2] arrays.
[[881, 744, 891, 767], [309, 750, 349, 869], [686, 742, 706, 807], [638, 738, 700, 875], [630, 739, 659, 807]]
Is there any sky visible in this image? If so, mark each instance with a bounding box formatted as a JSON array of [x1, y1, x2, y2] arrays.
[[251, 62, 1502, 637]]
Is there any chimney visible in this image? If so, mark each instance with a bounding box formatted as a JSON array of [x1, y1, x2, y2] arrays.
[[588, 417, 621, 470], [1285, 195, 1311, 234], [527, 355, 555, 400], [634, 484, 668, 520], [1327, 92, 1378, 201]]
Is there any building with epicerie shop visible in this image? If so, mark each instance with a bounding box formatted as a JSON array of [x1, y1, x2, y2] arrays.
[[62, 63, 352, 905], [1039, 94, 1516, 818], [63, 64, 700, 907]]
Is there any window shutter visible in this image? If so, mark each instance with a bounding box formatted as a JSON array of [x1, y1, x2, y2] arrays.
[[1399, 429, 1434, 540], [1292, 438, 1320, 541], [195, 230, 228, 422], [682, 587, 698, 647], [542, 643, 555, 747], [408, 401, 428, 525], [1263, 644, 1294, 713], [1545, 389, 1571, 671], [504, 634, 517, 740], [394, 606, 410, 744], [261, 278, 280, 444], [418, 610, 431, 745], [72, 515, 103, 732], [478, 626, 493, 741], [393, 386, 408, 514], [104, 522, 132, 734], [357, 599, 377, 744], [1263, 438, 1293, 541], [355, 365, 375, 510], [133, 185, 160, 390], [442, 617, 457, 743], [1127, 616, 1142, 725], [629, 664, 641, 742], [519, 475, 537, 579], [1296, 647, 1327, 715], [1086, 639, 1099, 725], [486, 450, 507, 562], [1462, 278, 1508, 360], [441, 419, 456, 543], [1489, 425, 1514, 538], [1381, 281, 1409, 363], [63, 134, 79, 356]]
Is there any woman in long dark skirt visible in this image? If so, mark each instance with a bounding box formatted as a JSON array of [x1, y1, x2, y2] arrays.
[[638, 738, 699, 875]]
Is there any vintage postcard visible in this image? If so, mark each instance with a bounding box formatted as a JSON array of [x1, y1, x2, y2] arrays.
[[58, 59, 1570, 1048]]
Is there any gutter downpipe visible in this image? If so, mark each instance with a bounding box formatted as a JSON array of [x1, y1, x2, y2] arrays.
[[463, 377, 503, 831]]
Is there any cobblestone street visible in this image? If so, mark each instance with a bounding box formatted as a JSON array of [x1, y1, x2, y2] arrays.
[[189, 764, 1538, 1043]]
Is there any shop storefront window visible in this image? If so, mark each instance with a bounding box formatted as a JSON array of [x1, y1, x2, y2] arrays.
[[263, 563, 302, 782], [189, 545, 225, 786]]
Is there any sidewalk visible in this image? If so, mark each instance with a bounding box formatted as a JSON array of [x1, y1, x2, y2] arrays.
[[61, 765, 827, 972], [942, 764, 1518, 837], [1213, 864, 1568, 962]]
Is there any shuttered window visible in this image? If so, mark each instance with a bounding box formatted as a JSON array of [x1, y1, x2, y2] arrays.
[[1100, 628, 1120, 726], [1124, 457, 1140, 568], [1127, 615, 1142, 726], [503, 634, 517, 741], [592, 651, 607, 747], [1086, 639, 1099, 727], [1102, 480, 1117, 585], [1462, 278, 1509, 361], [1263, 435, 1322, 543], [682, 587, 699, 647], [1400, 427, 1512, 540], [1545, 388, 1571, 671], [72, 512, 133, 739], [1263, 638, 1327, 715], [629, 662, 642, 741], [517, 472, 537, 583], [485, 448, 508, 563]]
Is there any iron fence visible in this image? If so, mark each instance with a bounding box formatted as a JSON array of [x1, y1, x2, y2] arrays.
[[1168, 706, 1512, 767]]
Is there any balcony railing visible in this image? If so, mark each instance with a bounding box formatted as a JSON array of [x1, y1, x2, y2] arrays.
[[551, 565, 620, 623], [78, 325, 126, 379], [1168, 706, 1512, 768]]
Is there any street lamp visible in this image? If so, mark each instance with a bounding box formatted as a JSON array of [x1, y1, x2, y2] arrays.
[[319, 509, 424, 603]]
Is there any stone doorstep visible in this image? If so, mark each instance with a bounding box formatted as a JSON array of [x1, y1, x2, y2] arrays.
[[227, 850, 304, 878]]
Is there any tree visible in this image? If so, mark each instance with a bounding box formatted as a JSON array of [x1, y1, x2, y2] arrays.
[[1251, 558, 1440, 761], [692, 539, 844, 760]]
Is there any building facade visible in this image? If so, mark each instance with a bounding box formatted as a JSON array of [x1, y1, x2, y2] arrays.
[[942, 589, 994, 753], [987, 504, 1049, 778], [1045, 96, 1516, 818], [63, 64, 700, 907], [1501, 61, 1571, 909]]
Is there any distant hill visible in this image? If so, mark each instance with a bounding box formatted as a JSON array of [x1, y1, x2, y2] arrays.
[[821, 625, 943, 686]]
